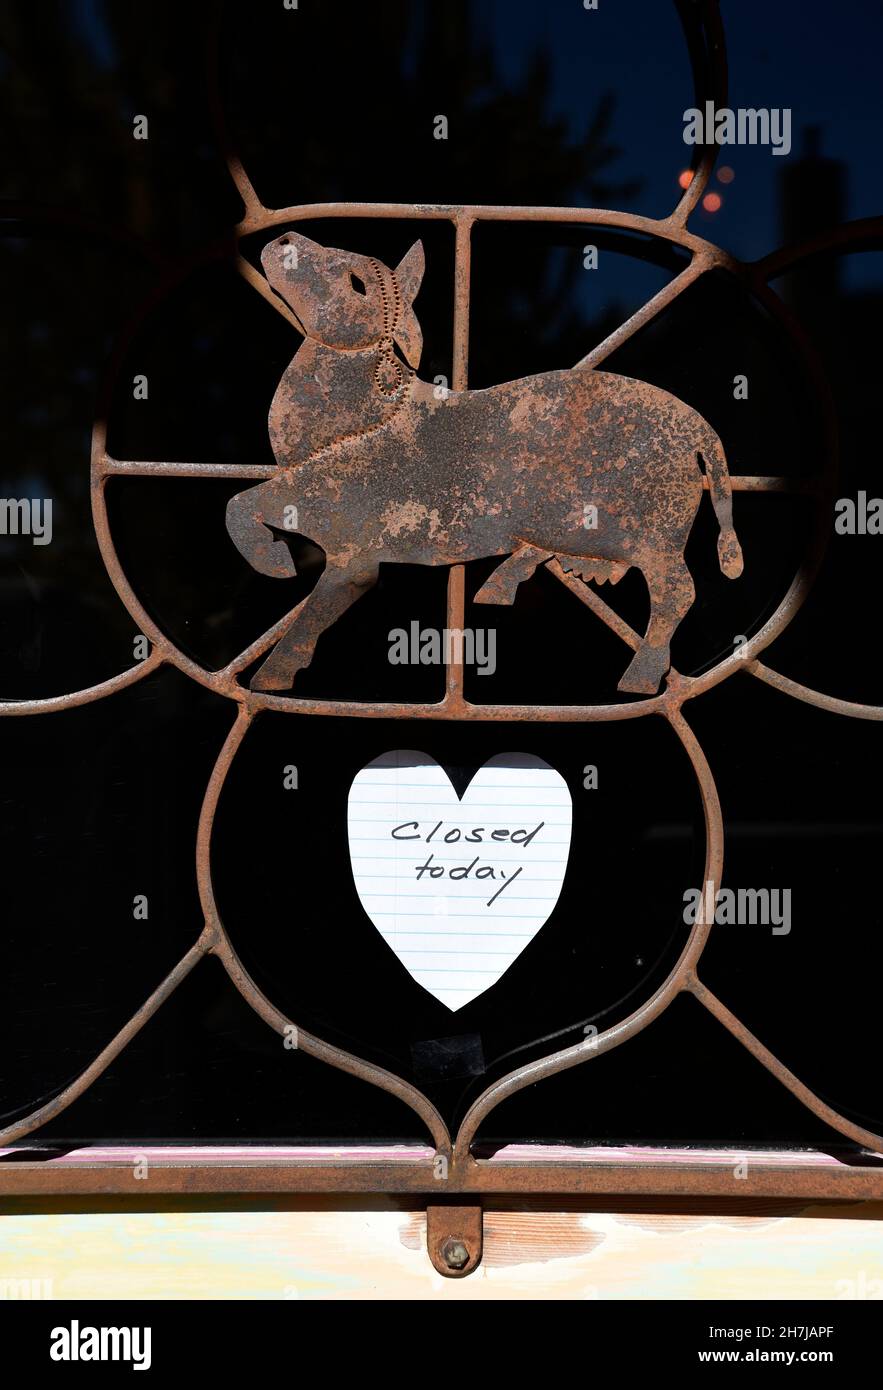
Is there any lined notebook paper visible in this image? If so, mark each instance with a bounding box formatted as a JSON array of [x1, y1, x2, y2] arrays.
[[348, 750, 572, 1010]]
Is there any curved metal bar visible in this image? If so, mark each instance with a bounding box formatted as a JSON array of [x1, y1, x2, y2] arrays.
[[688, 977, 883, 1154], [238, 200, 737, 260], [672, 275, 838, 706], [90, 459, 246, 704], [673, 558, 824, 703], [5, 0, 874, 1179], [670, 0, 728, 225], [212, 932, 451, 1155], [12, 0, 839, 735], [223, 600, 317, 680], [451, 704, 723, 1165], [752, 215, 883, 284], [79, 237, 266, 707], [77, 178, 829, 727], [195, 707, 452, 1154], [523, 237, 838, 717], [234, 253, 303, 333], [0, 931, 212, 1146], [205, 13, 264, 228], [82, 204, 732, 722], [748, 660, 883, 721], [0, 648, 164, 715], [208, 0, 727, 238], [575, 254, 714, 370], [701, 218, 883, 722], [224, 213, 821, 721], [212, 0, 728, 237]]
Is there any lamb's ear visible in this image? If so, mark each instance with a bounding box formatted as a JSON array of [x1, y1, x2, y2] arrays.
[[395, 240, 425, 303], [394, 304, 422, 368]]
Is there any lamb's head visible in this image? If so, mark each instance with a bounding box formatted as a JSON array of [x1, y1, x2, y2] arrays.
[[261, 231, 424, 367]]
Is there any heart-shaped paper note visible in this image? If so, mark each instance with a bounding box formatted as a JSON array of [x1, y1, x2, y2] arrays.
[[348, 751, 572, 1010]]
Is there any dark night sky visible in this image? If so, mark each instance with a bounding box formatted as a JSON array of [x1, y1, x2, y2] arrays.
[[61, 0, 883, 289], [2, 2, 882, 1147], [481, 0, 882, 284]]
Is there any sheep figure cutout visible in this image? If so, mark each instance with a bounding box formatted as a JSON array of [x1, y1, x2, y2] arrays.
[[226, 233, 744, 694]]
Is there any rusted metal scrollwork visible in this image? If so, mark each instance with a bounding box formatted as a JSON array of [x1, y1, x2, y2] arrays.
[[226, 229, 744, 696], [2, 2, 883, 1266]]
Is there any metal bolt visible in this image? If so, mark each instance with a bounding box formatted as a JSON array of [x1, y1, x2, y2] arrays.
[[441, 1238, 470, 1270]]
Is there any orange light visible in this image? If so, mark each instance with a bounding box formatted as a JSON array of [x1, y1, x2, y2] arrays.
[[702, 192, 722, 212], [678, 169, 694, 189], [717, 166, 735, 184]]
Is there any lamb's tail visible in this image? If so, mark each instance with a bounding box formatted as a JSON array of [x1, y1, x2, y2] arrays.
[[699, 426, 744, 579]]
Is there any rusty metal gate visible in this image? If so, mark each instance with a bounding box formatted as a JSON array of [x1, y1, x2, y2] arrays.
[[2, 0, 882, 1275]]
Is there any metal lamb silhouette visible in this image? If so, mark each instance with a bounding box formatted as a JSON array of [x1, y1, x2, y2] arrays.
[[226, 233, 744, 694]]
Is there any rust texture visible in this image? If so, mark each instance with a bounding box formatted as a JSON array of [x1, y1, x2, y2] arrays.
[[2, 0, 883, 1246], [426, 1204, 484, 1278], [1, 1157, 881, 1202], [226, 231, 742, 696]]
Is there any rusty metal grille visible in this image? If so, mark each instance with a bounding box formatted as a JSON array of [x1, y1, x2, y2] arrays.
[[2, 0, 882, 1205]]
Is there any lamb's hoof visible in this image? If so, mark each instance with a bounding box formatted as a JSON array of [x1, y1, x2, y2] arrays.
[[473, 579, 513, 606], [617, 648, 669, 695], [250, 649, 307, 692], [617, 671, 662, 695], [250, 665, 291, 692]]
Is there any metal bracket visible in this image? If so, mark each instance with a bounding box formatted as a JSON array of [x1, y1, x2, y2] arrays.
[[426, 1202, 484, 1277]]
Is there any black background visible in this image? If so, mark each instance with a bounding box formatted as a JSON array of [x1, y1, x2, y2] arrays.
[[1, 0, 881, 1150]]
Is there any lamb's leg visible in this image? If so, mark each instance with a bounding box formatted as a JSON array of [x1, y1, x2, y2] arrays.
[[226, 482, 297, 579], [251, 562, 379, 691], [473, 544, 551, 605], [617, 553, 694, 695]]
